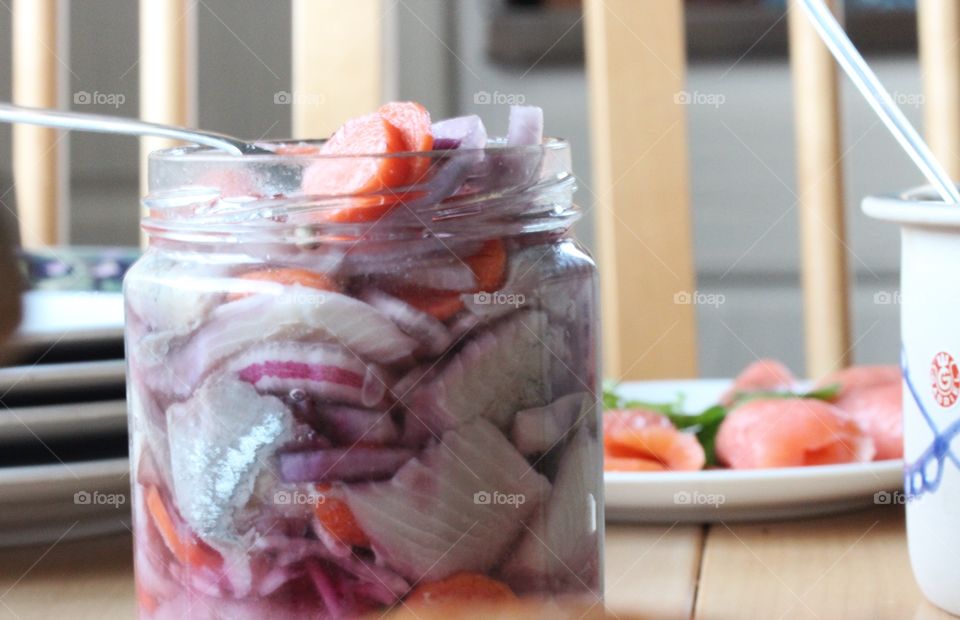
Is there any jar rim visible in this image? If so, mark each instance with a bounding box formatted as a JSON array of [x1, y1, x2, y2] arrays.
[[148, 137, 570, 164], [142, 137, 578, 246]]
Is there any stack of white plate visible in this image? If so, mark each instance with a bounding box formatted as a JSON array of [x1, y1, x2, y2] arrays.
[[1, 287, 130, 546]]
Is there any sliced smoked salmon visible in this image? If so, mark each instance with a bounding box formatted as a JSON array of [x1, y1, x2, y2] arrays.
[[715, 398, 876, 469], [721, 358, 796, 405], [603, 409, 705, 471], [818, 365, 902, 460]]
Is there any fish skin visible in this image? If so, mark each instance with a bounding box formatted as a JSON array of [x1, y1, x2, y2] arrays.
[[167, 375, 296, 545]]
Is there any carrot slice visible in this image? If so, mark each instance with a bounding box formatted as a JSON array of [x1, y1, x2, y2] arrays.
[[406, 572, 516, 605], [403, 291, 464, 321], [237, 267, 337, 291], [302, 113, 411, 222], [229, 267, 338, 301], [379, 101, 433, 182], [145, 486, 221, 570], [325, 198, 398, 223], [604, 455, 667, 472], [136, 578, 159, 614], [314, 484, 369, 547], [466, 239, 507, 293]]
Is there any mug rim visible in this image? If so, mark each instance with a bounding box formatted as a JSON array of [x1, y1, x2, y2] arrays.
[[863, 185, 960, 228]]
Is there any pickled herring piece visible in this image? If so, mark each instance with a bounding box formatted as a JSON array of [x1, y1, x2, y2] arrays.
[[343, 418, 551, 582], [167, 375, 296, 544], [143, 286, 417, 398], [125, 252, 225, 333], [512, 392, 592, 456], [501, 426, 600, 593], [402, 311, 552, 432]]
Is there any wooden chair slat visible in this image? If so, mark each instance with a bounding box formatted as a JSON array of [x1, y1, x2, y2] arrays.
[[584, 0, 698, 380], [788, 0, 851, 377], [12, 0, 67, 248]]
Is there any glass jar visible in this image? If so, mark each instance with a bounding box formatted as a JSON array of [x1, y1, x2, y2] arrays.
[[124, 139, 602, 618]]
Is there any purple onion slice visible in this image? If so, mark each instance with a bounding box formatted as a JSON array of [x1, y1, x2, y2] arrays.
[[279, 447, 414, 483]]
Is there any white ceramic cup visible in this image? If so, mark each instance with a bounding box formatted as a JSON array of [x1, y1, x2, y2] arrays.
[[864, 187, 960, 615]]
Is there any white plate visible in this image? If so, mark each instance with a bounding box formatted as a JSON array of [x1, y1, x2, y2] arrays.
[[0, 458, 129, 546], [10, 290, 125, 347], [603, 379, 904, 523]]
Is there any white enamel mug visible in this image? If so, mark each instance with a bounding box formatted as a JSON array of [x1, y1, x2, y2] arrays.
[[864, 188, 960, 615]]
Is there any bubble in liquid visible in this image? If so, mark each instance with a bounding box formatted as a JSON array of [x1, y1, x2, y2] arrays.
[[289, 388, 307, 402]]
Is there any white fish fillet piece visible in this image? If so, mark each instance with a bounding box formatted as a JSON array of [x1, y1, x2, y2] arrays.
[[512, 392, 592, 456], [141, 286, 417, 398], [501, 426, 602, 593], [125, 252, 226, 333], [167, 375, 295, 545], [344, 418, 551, 582], [404, 310, 552, 432]]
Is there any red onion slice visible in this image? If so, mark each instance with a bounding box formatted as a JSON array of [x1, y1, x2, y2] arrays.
[[431, 137, 461, 150], [318, 405, 400, 445], [279, 447, 414, 483], [305, 561, 345, 618], [359, 289, 453, 357], [432, 115, 488, 151], [144, 288, 417, 399], [506, 105, 544, 146], [230, 342, 387, 408]]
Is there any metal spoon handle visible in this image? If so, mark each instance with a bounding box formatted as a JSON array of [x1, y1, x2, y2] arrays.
[[799, 0, 960, 204], [0, 102, 269, 156]]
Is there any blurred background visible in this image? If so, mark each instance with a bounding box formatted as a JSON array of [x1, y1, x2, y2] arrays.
[[0, 0, 925, 376]]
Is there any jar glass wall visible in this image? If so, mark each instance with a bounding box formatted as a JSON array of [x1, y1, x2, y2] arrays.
[[124, 140, 602, 617]]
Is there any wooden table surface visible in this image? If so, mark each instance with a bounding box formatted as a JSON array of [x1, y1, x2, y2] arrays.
[[0, 505, 953, 620]]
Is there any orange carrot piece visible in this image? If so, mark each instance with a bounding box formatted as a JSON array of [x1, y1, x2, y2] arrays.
[[325, 198, 398, 223], [136, 578, 159, 614], [302, 113, 411, 224], [314, 484, 369, 547], [406, 572, 517, 605], [229, 267, 338, 302], [403, 291, 464, 321], [145, 486, 221, 570], [238, 267, 338, 291], [379, 101, 433, 182], [603, 455, 667, 472], [466, 239, 507, 293]]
